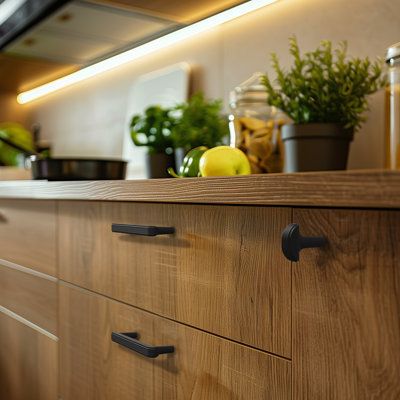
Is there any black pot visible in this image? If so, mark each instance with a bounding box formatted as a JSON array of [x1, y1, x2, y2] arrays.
[[31, 157, 127, 180], [146, 153, 175, 178], [281, 123, 354, 172]]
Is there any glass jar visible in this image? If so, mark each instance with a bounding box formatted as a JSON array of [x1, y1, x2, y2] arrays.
[[386, 43, 400, 169], [229, 73, 286, 173]]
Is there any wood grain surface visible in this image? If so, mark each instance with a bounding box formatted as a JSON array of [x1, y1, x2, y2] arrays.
[[58, 201, 291, 357], [59, 282, 291, 400], [0, 170, 398, 208], [0, 53, 77, 92], [0, 200, 57, 276], [0, 262, 58, 335], [292, 208, 400, 399], [0, 167, 31, 181], [0, 310, 58, 400]]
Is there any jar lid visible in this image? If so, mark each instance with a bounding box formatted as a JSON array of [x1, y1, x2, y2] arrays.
[[386, 42, 400, 63], [230, 72, 268, 107]]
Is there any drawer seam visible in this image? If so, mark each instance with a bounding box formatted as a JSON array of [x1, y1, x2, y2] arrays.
[[0, 258, 57, 282], [0, 305, 58, 341], [59, 279, 292, 363]]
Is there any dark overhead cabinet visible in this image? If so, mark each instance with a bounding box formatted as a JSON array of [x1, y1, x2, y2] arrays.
[[0, 0, 69, 49]]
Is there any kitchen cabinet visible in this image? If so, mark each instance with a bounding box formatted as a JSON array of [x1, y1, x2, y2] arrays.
[[58, 201, 291, 357], [59, 282, 291, 400], [0, 264, 58, 334], [0, 200, 57, 276], [0, 0, 243, 94], [293, 208, 400, 399], [0, 310, 58, 400], [0, 199, 58, 400], [0, 171, 399, 399]]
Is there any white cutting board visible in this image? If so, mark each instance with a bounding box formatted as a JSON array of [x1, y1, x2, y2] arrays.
[[122, 62, 191, 179]]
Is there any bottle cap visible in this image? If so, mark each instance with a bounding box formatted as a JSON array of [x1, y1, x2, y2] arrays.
[[386, 42, 400, 64]]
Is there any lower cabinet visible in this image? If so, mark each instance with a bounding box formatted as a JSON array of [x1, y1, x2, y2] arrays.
[[0, 259, 58, 400], [59, 283, 291, 400], [4, 199, 400, 399], [293, 208, 400, 399], [0, 311, 58, 400], [0, 263, 58, 335], [0, 200, 57, 276], [58, 202, 291, 358]]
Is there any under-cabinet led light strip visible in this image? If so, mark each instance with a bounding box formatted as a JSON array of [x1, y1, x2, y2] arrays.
[[17, 0, 279, 104]]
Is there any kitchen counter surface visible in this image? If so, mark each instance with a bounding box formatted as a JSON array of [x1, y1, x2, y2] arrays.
[[0, 169, 398, 209]]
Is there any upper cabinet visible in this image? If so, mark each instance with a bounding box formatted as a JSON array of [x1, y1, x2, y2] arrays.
[[0, 0, 244, 93]]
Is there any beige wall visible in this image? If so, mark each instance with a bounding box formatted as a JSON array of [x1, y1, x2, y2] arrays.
[[21, 0, 400, 169]]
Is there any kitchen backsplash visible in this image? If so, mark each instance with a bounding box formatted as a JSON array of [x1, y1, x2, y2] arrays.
[[23, 0, 400, 170]]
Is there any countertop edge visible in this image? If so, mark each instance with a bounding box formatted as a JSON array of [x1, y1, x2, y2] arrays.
[[0, 169, 398, 209]]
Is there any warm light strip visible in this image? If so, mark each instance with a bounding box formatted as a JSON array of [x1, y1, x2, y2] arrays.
[[17, 0, 278, 104]]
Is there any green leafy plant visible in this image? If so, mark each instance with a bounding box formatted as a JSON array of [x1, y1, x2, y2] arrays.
[[130, 106, 175, 155], [171, 92, 228, 150], [130, 93, 229, 155], [0, 122, 34, 166], [261, 37, 386, 131]]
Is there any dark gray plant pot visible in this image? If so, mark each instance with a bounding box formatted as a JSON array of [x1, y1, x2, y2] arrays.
[[146, 153, 175, 178], [281, 123, 354, 173]]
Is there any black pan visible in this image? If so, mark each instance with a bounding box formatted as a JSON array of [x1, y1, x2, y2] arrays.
[[30, 156, 127, 180], [0, 135, 127, 180]]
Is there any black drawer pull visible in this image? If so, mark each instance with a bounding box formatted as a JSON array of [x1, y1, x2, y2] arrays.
[[111, 332, 174, 358], [111, 224, 175, 236], [282, 223, 327, 262]]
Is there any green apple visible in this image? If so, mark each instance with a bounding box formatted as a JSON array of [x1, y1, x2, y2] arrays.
[[199, 146, 251, 177]]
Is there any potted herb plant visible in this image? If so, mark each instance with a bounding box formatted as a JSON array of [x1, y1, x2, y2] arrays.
[[171, 92, 229, 166], [130, 105, 176, 178], [262, 37, 385, 172], [130, 93, 229, 178]]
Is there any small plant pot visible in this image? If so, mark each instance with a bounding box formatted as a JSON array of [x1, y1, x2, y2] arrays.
[[146, 153, 175, 178], [281, 123, 354, 172]]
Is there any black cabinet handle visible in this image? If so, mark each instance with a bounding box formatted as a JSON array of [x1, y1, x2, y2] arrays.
[[282, 223, 327, 262], [111, 224, 175, 236], [111, 332, 174, 358]]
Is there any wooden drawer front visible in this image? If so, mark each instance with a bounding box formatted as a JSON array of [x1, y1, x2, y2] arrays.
[[293, 209, 400, 399], [0, 310, 58, 400], [59, 201, 291, 357], [60, 283, 291, 400], [0, 200, 57, 276], [0, 262, 58, 335]]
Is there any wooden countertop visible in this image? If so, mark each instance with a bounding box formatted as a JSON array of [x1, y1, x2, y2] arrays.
[[0, 170, 398, 208]]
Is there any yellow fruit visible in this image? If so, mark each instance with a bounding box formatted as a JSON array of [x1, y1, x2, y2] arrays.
[[199, 146, 251, 177]]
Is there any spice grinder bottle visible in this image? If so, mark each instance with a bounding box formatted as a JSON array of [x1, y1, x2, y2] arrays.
[[385, 43, 400, 169]]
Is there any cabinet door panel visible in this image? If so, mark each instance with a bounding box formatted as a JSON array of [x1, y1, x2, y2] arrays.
[[293, 209, 400, 399], [0, 200, 57, 276], [0, 263, 58, 334], [0, 310, 58, 400], [59, 282, 291, 400], [58, 201, 291, 357]]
